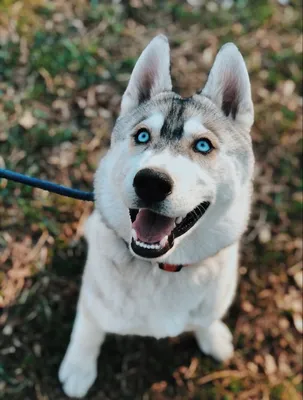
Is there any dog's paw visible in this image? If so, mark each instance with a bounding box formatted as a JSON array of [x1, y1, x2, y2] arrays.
[[59, 351, 97, 398], [195, 320, 234, 362]]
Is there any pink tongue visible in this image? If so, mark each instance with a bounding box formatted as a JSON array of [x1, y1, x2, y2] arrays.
[[132, 209, 175, 243]]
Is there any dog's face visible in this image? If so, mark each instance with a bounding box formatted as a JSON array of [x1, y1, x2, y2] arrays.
[[95, 35, 254, 262]]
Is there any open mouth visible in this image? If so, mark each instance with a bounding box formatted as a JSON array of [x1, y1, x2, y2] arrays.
[[129, 201, 210, 258]]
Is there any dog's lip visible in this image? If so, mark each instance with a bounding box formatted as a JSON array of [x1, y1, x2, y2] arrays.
[[130, 233, 174, 259], [173, 201, 210, 238], [129, 201, 210, 258]]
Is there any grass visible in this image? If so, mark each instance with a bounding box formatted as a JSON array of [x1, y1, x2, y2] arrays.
[[0, 0, 302, 399]]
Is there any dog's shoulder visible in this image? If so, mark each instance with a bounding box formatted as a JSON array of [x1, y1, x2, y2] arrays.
[[84, 210, 116, 243]]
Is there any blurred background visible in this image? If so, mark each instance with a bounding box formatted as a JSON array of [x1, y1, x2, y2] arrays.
[[0, 0, 302, 399]]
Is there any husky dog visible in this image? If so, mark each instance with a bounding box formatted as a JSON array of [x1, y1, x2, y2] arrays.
[[59, 35, 254, 398]]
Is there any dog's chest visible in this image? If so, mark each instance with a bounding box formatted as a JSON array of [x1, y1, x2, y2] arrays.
[[84, 257, 216, 338], [83, 212, 235, 338]]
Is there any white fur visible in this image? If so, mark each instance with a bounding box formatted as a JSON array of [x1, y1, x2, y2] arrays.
[[141, 112, 165, 132], [59, 35, 254, 398], [183, 117, 208, 138]]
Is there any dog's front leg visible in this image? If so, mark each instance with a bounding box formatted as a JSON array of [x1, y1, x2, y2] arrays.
[[194, 320, 234, 362], [59, 296, 105, 398]]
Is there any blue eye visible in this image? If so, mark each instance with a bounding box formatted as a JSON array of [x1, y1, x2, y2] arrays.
[[135, 129, 151, 144], [194, 138, 213, 154]]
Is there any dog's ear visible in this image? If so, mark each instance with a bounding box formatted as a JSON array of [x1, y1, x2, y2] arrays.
[[120, 35, 172, 115], [201, 43, 253, 131]]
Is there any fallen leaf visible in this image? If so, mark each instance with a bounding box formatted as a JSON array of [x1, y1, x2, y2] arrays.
[[264, 354, 277, 376], [19, 111, 36, 129], [294, 271, 303, 289], [258, 225, 272, 244], [293, 314, 303, 334], [151, 381, 167, 392]]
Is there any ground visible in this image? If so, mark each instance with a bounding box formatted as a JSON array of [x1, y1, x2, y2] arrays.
[[0, 0, 302, 399]]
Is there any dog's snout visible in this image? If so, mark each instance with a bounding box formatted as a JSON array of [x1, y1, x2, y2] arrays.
[[133, 168, 173, 203]]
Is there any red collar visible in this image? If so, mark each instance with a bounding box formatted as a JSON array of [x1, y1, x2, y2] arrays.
[[158, 263, 189, 272]]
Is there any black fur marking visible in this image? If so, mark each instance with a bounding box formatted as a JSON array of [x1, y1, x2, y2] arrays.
[[222, 82, 239, 119], [160, 97, 192, 140], [137, 70, 155, 105]]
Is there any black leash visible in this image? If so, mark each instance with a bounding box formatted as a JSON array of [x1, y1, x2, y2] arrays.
[[0, 168, 94, 202]]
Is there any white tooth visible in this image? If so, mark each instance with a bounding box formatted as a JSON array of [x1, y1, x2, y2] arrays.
[[160, 236, 168, 248], [176, 217, 182, 224], [132, 229, 137, 241]]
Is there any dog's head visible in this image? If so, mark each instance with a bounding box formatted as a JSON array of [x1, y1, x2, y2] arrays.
[[95, 35, 254, 262]]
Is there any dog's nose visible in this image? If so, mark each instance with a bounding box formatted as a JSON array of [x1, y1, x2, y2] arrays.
[[133, 168, 173, 203]]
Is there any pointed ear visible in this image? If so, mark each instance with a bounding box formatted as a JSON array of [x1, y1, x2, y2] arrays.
[[201, 43, 254, 131], [120, 35, 172, 115]]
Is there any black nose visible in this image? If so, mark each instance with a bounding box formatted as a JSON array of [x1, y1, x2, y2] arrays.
[[133, 168, 173, 203]]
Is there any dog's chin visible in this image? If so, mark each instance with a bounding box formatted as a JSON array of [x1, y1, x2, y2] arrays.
[[128, 201, 210, 260]]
